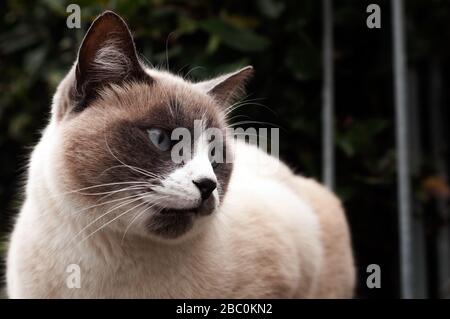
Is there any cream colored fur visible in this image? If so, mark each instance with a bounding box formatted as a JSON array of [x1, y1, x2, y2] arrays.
[[6, 68, 355, 298]]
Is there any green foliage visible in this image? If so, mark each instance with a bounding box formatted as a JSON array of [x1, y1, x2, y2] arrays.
[[0, 240, 5, 258], [0, 0, 431, 222], [336, 118, 388, 158]]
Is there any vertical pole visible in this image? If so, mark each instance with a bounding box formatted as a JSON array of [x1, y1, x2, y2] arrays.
[[391, 0, 414, 299], [322, 0, 335, 190]]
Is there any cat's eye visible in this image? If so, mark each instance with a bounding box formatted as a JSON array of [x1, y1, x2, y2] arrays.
[[147, 128, 171, 152], [210, 159, 219, 169], [209, 146, 220, 168]]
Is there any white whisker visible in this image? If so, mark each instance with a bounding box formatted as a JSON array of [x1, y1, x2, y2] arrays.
[[69, 191, 148, 217], [80, 199, 150, 243], [120, 197, 168, 244], [70, 194, 147, 244], [55, 181, 150, 198]]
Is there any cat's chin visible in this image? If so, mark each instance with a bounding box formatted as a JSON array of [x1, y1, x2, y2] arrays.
[[143, 204, 217, 243], [158, 203, 215, 217], [145, 213, 196, 240]]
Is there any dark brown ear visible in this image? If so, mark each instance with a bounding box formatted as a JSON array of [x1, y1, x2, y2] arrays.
[[73, 11, 151, 112], [195, 66, 254, 106]]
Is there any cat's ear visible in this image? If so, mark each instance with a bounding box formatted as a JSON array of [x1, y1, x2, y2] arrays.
[[195, 66, 254, 106], [73, 11, 150, 112]]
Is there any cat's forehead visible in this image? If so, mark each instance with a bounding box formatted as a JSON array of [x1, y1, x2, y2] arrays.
[[90, 75, 225, 130]]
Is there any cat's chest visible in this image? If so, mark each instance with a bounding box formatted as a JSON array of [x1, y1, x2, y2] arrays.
[[73, 240, 228, 298]]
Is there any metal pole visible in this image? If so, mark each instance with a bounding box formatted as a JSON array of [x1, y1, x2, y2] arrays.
[[322, 0, 335, 190], [391, 0, 414, 299]]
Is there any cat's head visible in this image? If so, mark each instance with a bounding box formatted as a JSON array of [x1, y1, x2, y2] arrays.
[[49, 11, 253, 242]]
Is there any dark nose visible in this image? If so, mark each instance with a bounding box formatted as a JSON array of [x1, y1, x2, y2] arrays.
[[193, 178, 217, 200]]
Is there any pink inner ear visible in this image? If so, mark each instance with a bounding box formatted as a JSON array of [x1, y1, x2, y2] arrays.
[[196, 66, 254, 106]]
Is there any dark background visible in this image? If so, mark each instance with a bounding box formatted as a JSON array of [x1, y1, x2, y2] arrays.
[[1, 0, 449, 298]]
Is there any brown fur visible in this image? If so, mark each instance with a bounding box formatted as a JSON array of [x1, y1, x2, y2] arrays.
[[60, 81, 231, 196]]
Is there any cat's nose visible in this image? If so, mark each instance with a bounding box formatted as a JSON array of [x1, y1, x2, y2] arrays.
[[193, 178, 217, 201]]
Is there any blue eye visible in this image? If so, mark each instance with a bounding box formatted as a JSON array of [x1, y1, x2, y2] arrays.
[[147, 128, 171, 151]]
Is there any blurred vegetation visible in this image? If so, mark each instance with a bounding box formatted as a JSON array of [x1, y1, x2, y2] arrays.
[[1, 0, 449, 298]]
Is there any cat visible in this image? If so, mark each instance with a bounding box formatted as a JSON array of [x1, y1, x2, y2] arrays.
[[6, 11, 355, 298]]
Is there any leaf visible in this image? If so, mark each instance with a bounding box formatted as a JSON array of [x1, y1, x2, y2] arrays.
[[336, 138, 355, 157], [9, 114, 31, 140], [422, 176, 450, 199], [336, 118, 388, 158], [206, 35, 221, 54], [222, 13, 260, 29], [0, 25, 39, 54], [285, 46, 321, 80], [40, 0, 67, 12], [177, 16, 199, 35], [200, 19, 269, 52], [24, 46, 47, 76], [257, 0, 285, 19]]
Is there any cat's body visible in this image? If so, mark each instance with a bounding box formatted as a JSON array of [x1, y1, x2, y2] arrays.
[[6, 12, 355, 298], [7, 129, 354, 298]]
